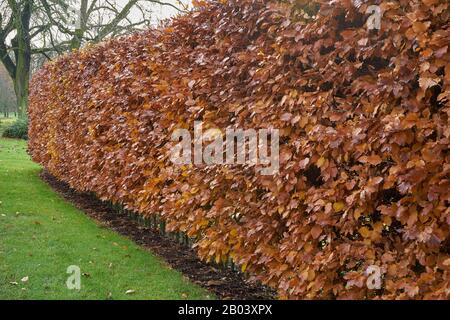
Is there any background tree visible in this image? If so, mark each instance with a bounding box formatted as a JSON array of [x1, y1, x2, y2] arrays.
[[0, 0, 186, 117], [0, 61, 16, 116]]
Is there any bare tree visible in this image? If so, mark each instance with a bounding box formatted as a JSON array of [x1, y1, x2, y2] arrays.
[[0, 0, 185, 117], [0, 61, 16, 116]]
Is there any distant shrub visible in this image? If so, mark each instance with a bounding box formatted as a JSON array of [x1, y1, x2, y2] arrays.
[[3, 118, 28, 140]]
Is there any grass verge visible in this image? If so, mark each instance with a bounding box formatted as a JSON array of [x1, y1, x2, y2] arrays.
[[0, 137, 212, 300]]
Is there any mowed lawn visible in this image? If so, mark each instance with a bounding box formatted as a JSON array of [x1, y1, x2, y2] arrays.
[[0, 136, 212, 300]]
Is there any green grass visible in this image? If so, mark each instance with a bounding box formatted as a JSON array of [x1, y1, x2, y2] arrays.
[[0, 138, 212, 300]]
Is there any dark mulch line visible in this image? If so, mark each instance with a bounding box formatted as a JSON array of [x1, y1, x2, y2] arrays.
[[40, 170, 277, 300]]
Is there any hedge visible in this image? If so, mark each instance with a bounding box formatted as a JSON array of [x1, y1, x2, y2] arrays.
[[29, 0, 449, 299]]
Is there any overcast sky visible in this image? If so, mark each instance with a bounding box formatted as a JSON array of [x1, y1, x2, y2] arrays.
[[126, 0, 192, 25], [3, 0, 194, 59]]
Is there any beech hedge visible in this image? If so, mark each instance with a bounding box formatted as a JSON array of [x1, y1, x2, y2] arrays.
[[29, 0, 449, 299]]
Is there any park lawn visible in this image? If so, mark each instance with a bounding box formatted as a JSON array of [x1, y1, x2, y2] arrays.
[[0, 138, 212, 300]]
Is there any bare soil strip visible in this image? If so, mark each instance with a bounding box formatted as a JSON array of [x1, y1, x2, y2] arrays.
[[41, 170, 276, 300]]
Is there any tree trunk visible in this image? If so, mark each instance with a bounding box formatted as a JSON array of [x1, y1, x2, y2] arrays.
[[13, 61, 29, 118], [9, 0, 32, 119], [70, 0, 88, 50]]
